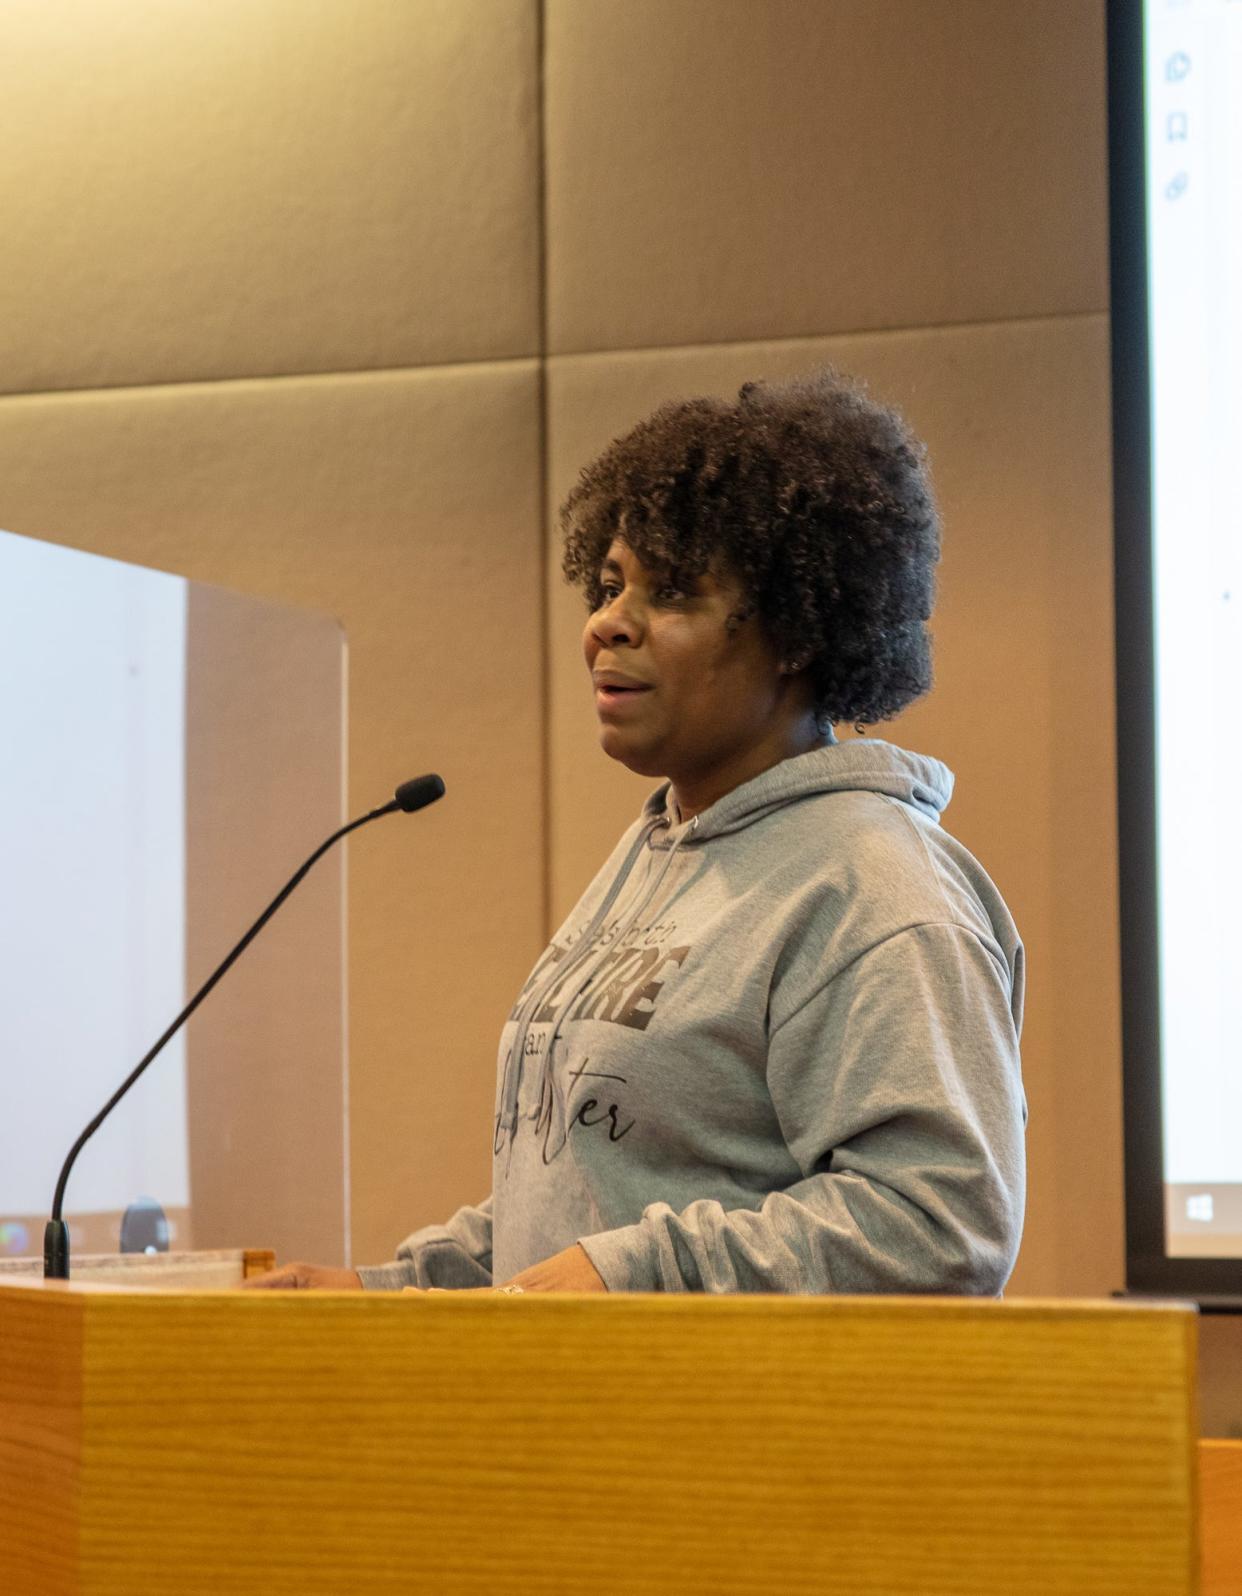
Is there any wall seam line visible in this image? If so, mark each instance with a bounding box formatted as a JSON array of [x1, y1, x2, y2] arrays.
[[535, 0, 552, 944], [0, 309, 1109, 407]]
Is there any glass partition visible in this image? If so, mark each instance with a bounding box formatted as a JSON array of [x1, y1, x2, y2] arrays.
[[0, 529, 348, 1267]]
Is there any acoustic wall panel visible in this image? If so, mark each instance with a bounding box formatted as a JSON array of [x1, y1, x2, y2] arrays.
[[545, 315, 1117, 1296], [545, 0, 1108, 355], [0, 361, 545, 1265], [0, 0, 540, 395]]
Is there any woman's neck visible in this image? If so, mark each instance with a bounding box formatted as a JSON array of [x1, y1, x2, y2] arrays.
[[670, 717, 832, 822]]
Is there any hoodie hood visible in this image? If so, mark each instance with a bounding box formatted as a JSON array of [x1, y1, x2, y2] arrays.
[[642, 739, 954, 842]]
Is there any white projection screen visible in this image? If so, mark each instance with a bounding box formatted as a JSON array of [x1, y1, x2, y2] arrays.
[[1111, 0, 1242, 1301], [0, 529, 349, 1268]]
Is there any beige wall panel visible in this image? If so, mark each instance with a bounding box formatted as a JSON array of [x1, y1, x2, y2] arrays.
[[545, 0, 1107, 355], [0, 0, 539, 394], [546, 316, 1118, 1305], [0, 362, 544, 1267], [1200, 1317, 1242, 1438]]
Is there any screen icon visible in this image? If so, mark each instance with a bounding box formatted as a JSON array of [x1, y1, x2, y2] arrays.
[[1165, 51, 1192, 82], [1167, 110, 1189, 141], [1165, 171, 1189, 200], [1186, 1193, 1214, 1222], [0, 1222, 30, 1256]]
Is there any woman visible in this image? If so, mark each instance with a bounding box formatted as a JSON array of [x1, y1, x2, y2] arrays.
[[256, 368, 1025, 1296]]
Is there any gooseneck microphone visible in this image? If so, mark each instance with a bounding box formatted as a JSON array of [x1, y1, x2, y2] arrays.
[[43, 774, 445, 1280]]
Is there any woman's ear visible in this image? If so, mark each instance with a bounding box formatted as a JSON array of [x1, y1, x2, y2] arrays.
[[779, 652, 812, 675]]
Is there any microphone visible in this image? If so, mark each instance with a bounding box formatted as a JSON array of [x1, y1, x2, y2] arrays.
[[43, 774, 446, 1280]]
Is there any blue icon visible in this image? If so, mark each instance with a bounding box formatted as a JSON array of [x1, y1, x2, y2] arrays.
[[1165, 171, 1189, 200], [1167, 110, 1189, 141], [1166, 51, 1191, 82], [0, 1221, 31, 1256]]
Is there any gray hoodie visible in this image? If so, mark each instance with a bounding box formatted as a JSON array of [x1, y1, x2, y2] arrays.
[[359, 741, 1026, 1295]]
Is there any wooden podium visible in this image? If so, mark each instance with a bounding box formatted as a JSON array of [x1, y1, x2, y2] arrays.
[[0, 1274, 1208, 1595]]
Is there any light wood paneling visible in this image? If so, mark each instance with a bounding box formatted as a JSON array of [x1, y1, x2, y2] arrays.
[[545, 316, 1117, 1299], [0, 362, 545, 1267], [0, 0, 540, 393], [545, 0, 1107, 354], [1201, 1439, 1242, 1596], [0, 1286, 81, 1595], [0, 1282, 1201, 1595]]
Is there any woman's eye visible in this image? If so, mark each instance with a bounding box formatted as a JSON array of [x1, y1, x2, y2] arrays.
[[590, 578, 688, 609]]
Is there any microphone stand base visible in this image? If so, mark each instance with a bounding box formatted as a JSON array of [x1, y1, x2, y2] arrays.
[[43, 1219, 70, 1280]]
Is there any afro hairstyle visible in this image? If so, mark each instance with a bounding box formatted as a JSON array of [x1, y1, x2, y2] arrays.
[[560, 367, 940, 728]]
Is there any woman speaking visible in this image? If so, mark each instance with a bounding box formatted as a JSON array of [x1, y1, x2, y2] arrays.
[[253, 367, 1026, 1297]]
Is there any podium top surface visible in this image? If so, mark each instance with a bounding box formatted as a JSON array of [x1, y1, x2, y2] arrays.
[[0, 1269, 1201, 1311]]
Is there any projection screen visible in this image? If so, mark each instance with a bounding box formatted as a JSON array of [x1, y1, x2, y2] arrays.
[[1111, 0, 1242, 1301]]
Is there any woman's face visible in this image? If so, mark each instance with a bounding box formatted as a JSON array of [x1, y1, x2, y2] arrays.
[[582, 538, 817, 816]]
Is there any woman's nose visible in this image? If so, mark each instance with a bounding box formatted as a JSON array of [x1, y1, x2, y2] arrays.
[[591, 593, 641, 647]]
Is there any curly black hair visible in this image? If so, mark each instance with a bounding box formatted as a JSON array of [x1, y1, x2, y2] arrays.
[[560, 368, 940, 727]]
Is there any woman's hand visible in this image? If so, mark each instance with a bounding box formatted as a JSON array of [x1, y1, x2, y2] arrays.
[[243, 1261, 363, 1289], [241, 1245, 606, 1293], [497, 1242, 607, 1293]]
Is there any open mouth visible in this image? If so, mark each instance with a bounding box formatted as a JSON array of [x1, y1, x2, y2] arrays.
[[597, 684, 649, 698], [594, 682, 653, 712]]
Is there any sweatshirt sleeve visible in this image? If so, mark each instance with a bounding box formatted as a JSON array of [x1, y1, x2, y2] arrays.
[[576, 924, 1026, 1295], [356, 1194, 494, 1290]]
